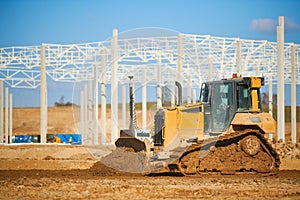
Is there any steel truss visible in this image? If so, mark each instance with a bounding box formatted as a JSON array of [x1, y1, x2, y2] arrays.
[[0, 33, 299, 88]]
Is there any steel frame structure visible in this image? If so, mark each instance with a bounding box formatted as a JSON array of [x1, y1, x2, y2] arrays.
[[1, 34, 299, 88], [0, 27, 299, 144]]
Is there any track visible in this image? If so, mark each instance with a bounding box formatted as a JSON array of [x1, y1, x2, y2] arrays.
[[151, 130, 280, 175]]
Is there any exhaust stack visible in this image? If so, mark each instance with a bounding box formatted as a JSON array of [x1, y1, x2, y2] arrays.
[[175, 81, 182, 106]]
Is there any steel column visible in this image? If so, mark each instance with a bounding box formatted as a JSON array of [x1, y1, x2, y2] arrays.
[[192, 89, 197, 104], [88, 79, 93, 144], [291, 44, 296, 143], [177, 34, 183, 85], [101, 50, 107, 144], [236, 39, 242, 75], [208, 56, 213, 81], [40, 44, 47, 143], [177, 34, 183, 107], [157, 53, 162, 108], [9, 93, 12, 144], [268, 75, 273, 140], [5, 88, 8, 144], [277, 16, 285, 142], [94, 64, 99, 145], [80, 90, 84, 140], [111, 29, 119, 143], [83, 84, 88, 144], [142, 67, 147, 129], [187, 73, 191, 104], [122, 84, 127, 129]]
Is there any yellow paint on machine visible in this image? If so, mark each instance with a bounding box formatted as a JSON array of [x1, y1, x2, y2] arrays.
[[162, 103, 204, 148], [231, 112, 276, 135]]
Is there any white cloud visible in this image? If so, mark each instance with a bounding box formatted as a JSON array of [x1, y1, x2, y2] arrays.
[[250, 18, 276, 34], [285, 18, 300, 32], [250, 18, 300, 34]]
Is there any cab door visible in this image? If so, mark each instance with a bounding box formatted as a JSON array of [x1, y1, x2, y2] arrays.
[[210, 81, 235, 133]]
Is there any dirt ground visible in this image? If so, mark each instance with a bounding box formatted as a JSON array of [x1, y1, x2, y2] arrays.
[[0, 107, 299, 199], [0, 165, 299, 199], [0, 143, 299, 200]]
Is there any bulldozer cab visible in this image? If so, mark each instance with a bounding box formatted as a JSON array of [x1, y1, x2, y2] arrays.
[[200, 77, 263, 134]]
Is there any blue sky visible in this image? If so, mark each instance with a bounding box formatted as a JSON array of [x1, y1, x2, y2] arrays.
[[0, 0, 299, 107]]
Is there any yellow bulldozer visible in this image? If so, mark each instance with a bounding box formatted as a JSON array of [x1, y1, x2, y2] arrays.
[[115, 75, 280, 175]]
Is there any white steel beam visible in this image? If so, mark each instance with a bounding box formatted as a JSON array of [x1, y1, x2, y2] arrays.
[[236, 39, 242, 76], [171, 85, 175, 107], [5, 87, 8, 144], [83, 84, 88, 144], [142, 67, 147, 129], [268, 75, 273, 140], [101, 50, 107, 144], [88, 79, 93, 144], [80, 90, 84, 141], [9, 93, 12, 144], [192, 89, 197, 104], [157, 53, 162, 108], [1, 33, 300, 88], [187, 73, 191, 104], [208, 56, 213, 81], [176, 34, 183, 107], [94, 64, 99, 145], [291, 44, 296, 143], [111, 29, 119, 143], [177, 34, 183, 85], [122, 84, 127, 129], [277, 16, 285, 142], [40, 44, 47, 143]]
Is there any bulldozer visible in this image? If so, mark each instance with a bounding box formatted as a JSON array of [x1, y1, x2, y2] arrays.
[[115, 75, 280, 175]]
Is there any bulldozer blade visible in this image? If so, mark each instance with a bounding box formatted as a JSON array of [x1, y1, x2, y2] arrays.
[[115, 137, 146, 152]]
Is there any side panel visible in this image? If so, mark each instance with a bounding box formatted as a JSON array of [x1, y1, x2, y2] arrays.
[[231, 112, 276, 137], [178, 110, 204, 139], [163, 104, 204, 149], [163, 108, 179, 148]]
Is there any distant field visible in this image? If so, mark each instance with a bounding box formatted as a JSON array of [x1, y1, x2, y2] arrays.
[[9, 104, 300, 142]]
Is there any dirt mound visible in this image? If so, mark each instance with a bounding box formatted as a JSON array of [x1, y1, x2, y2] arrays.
[[88, 161, 136, 176], [100, 148, 149, 174], [273, 142, 300, 159]]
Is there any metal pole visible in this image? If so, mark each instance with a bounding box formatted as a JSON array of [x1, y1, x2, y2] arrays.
[[88, 79, 93, 144], [80, 90, 84, 140], [277, 16, 285, 142], [170, 84, 175, 107], [83, 84, 88, 144], [177, 34, 183, 85], [40, 44, 47, 143], [0, 80, 3, 143], [142, 68, 147, 129], [208, 56, 213, 81], [187, 73, 191, 104], [157, 53, 162, 108], [5, 88, 8, 144], [236, 39, 242, 76], [177, 34, 183, 107], [256, 62, 260, 77], [101, 50, 107, 144], [9, 93, 12, 144], [122, 84, 127, 129], [192, 89, 197, 104], [111, 29, 119, 143], [268, 75, 273, 140], [291, 44, 296, 143], [94, 64, 99, 145]]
